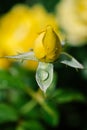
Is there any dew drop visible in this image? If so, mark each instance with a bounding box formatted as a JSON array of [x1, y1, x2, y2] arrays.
[[38, 69, 49, 81]]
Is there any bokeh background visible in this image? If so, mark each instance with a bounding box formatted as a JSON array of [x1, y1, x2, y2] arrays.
[[0, 0, 87, 130]]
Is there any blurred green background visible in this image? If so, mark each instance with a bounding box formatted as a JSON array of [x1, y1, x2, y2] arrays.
[[0, 0, 87, 130]]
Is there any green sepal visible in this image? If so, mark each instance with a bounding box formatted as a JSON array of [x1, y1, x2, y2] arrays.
[[36, 62, 53, 93], [59, 52, 84, 69]]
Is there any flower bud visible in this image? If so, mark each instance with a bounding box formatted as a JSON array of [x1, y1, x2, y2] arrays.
[[34, 26, 62, 62]]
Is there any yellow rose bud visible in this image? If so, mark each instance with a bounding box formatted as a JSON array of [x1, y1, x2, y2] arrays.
[[34, 26, 62, 62]]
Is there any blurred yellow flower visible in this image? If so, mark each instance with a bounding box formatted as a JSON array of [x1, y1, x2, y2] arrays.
[[56, 0, 87, 46], [34, 26, 62, 62], [0, 4, 59, 70], [0, 19, 10, 69], [0, 44, 10, 69]]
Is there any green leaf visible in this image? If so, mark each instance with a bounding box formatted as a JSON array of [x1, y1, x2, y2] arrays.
[[53, 89, 85, 103], [20, 100, 37, 114], [18, 120, 45, 130], [0, 69, 24, 90], [36, 62, 53, 93], [41, 102, 60, 126], [0, 103, 18, 123], [59, 52, 84, 69]]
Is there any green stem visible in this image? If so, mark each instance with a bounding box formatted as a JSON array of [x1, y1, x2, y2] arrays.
[[24, 86, 56, 117], [20, 100, 37, 114]]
